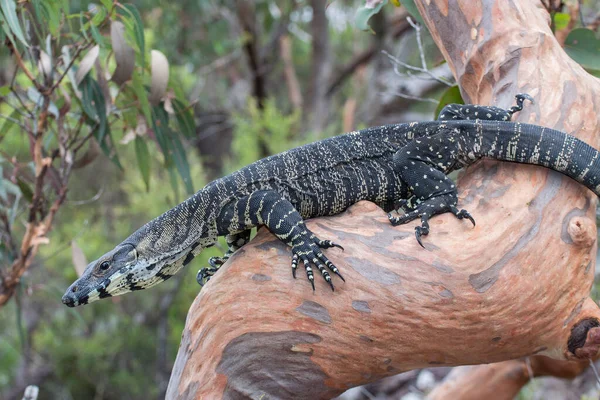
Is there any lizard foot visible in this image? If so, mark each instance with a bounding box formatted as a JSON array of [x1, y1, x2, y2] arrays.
[[291, 237, 344, 291], [196, 266, 219, 286], [449, 206, 476, 227], [388, 194, 475, 247], [195, 256, 229, 287]]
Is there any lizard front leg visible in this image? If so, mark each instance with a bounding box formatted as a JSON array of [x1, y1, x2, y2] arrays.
[[196, 230, 251, 286], [214, 190, 344, 291]]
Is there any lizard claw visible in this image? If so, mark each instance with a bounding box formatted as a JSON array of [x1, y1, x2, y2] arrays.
[[451, 207, 476, 227], [291, 253, 299, 279], [415, 226, 428, 248]]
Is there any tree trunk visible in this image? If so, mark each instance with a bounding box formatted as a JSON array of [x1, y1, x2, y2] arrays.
[[305, 0, 331, 134], [166, 1, 600, 399]]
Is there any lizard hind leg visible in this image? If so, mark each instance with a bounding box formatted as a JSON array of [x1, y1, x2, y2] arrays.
[[388, 193, 474, 247], [390, 153, 476, 246]]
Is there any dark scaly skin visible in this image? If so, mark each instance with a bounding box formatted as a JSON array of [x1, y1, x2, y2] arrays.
[[62, 95, 600, 307]]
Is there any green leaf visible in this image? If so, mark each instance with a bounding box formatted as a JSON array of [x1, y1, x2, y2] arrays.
[[151, 104, 171, 160], [134, 136, 151, 191], [0, 86, 10, 96], [169, 131, 194, 194], [119, 4, 145, 68], [553, 12, 570, 31], [355, 0, 387, 32], [98, 127, 122, 169], [79, 75, 107, 143], [152, 105, 193, 194], [16, 177, 33, 203], [167, 162, 179, 203], [90, 3, 107, 27], [172, 99, 195, 138], [38, 0, 61, 37], [434, 85, 464, 119], [399, 0, 424, 24], [132, 71, 152, 127], [89, 20, 105, 47], [0, 0, 28, 47], [564, 28, 600, 71], [0, 110, 20, 140]]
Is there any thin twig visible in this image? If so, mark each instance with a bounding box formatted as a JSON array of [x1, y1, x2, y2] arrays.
[[383, 50, 453, 86], [406, 17, 429, 73], [8, 42, 42, 92], [47, 41, 92, 94], [385, 91, 440, 104], [0, 114, 28, 131], [67, 186, 105, 206], [10, 69, 33, 117]]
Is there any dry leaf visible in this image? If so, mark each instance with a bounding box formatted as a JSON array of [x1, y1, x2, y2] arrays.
[[75, 45, 100, 85], [71, 241, 88, 278], [110, 21, 135, 85], [149, 50, 169, 105], [37, 50, 52, 79], [120, 129, 137, 144]]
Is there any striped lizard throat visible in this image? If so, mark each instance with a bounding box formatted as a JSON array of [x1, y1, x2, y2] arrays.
[[62, 188, 219, 307]]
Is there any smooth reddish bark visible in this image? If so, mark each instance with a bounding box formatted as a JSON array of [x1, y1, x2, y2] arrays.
[[166, 1, 600, 399]]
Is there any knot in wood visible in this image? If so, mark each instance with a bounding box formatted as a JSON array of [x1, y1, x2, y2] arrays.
[[567, 216, 596, 248]]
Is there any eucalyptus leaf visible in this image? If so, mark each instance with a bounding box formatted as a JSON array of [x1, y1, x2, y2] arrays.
[[134, 136, 151, 191], [564, 28, 600, 72], [149, 50, 169, 105], [0, 0, 29, 47], [172, 99, 195, 139], [355, 0, 387, 32], [110, 21, 135, 84], [434, 85, 463, 119]]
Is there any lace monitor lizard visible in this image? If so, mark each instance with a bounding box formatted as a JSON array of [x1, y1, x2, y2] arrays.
[[62, 94, 600, 307]]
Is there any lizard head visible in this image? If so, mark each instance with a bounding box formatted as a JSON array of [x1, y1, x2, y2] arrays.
[[61, 242, 185, 307]]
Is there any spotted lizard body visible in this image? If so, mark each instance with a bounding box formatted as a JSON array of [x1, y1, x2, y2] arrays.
[[62, 95, 600, 307]]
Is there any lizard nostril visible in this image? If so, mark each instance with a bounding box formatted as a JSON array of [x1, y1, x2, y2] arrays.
[[71, 285, 78, 293]]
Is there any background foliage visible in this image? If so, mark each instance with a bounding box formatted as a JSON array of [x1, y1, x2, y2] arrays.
[[0, 1, 599, 399]]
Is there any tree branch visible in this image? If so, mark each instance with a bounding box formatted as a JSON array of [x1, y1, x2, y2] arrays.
[[167, 1, 600, 398]]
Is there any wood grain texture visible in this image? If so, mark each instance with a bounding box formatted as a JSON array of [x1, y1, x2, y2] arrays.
[[166, 1, 600, 399]]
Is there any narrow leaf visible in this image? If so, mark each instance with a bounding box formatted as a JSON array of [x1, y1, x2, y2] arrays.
[[169, 133, 194, 194], [132, 71, 152, 126], [79, 75, 107, 142], [16, 177, 33, 203], [434, 85, 464, 119], [151, 105, 171, 160], [0, 0, 29, 47], [98, 128, 123, 169], [172, 99, 195, 138], [110, 20, 135, 84], [71, 241, 88, 277], [120, 4, 145, 68], [0, 110, 19, 138], [134, 136, 151, 191], [75, 45, 100, 85], [37, 50, 52, 80], [149, 50, 169, 105]]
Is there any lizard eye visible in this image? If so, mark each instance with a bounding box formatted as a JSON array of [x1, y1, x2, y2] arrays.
[[99, 261, 110, 271]]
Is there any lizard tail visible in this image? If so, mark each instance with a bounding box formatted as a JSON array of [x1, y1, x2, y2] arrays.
[[479, 121, 600, 197]]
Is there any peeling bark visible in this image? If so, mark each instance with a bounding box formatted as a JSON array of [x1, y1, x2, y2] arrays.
[[166, 1, 600, 399]]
